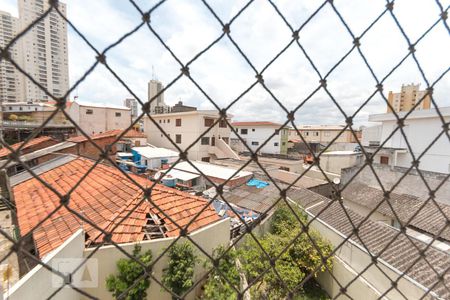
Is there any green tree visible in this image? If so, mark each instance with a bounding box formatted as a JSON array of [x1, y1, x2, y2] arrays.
[[240, 204, 333, 299], [201, 246, 240, 300], [162, 241, 198, 299], [106, 245, 153, 300]]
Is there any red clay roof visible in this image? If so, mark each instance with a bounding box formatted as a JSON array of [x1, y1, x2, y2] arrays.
[[67, 128, 145, 143], [13, 157, 220, 257], [231, 121, 283, 127], [0, 136, 56, 159]]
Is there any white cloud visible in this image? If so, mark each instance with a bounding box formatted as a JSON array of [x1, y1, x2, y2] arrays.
[[1, 0, 449, 126]]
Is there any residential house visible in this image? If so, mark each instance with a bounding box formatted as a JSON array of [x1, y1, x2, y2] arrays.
[[361, 106, 450, 174], [288, 125, 359, 152], [131, 146, 179, 169], [67, 100, 131, 135], [230, 121, 289, 155], [5, 155, 227, 299], [143, 110, 237, 161], [155, 160, 253, 190]]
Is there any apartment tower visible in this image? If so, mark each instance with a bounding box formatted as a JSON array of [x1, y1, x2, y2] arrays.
[[18, 0, 69, 102], [148, 79, 169, 114], [387, 83, 431, 113], [0, 11, 23, 103]]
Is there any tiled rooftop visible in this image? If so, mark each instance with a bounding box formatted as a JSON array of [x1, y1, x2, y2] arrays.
[[67, 128, 145, 143], [291, 188, 450, 299], [12, 156, 220, 258], [0, 136, 57, 159], [342, 182, 450, 242]]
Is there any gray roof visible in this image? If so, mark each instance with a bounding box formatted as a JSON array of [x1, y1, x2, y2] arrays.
[[222, 183, 284, 213], [342, 182, 450, 242], [291, 188, 450, 299], [10, 155, 77, 186]]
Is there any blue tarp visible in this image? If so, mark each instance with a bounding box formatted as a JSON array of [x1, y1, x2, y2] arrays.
[[247, 178, 269, 189]]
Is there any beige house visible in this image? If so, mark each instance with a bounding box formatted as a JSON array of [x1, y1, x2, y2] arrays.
[[143, 110, 237, 162], [67, 100, 132, 135], [288, 125, 358, 145]]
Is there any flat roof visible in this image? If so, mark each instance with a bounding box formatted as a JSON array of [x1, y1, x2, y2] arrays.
[[173, 161, 253, 180], [74, 100, 130, 110], [369, 106, 450, 122], [146, 110, 233, 118], [132, 146, 179, 159], [157, 169, 200, 181], [231, 121, 284, 127], [291, 125, 347, 130]]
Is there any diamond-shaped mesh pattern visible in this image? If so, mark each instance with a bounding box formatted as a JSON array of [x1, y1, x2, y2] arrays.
[[0, 0, 449, 299]]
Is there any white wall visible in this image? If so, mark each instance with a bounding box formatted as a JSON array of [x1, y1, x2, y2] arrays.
[[361, 125, 382, 147], [5, 230, 84, 300], [68, 102, 131, 135], [144, 111, 231, 161], [142, 156, 178, 169], [230, 126, 282, 154], [368, 109, 450, 174]]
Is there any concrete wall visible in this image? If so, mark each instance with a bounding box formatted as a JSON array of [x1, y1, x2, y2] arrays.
[[68, 103, 131, 135], [320, 152, 362, 175], [82, 218, 230, 300], [341, 164, 450, 205], [144, 111, 231, 161], [5, 230, 84, 300], [361, 125, 382, 147]]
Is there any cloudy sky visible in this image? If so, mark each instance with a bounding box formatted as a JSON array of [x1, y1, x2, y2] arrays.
[[1, 0, 449, 126]]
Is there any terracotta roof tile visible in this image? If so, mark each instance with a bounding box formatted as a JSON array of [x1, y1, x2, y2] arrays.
[[12, 157, 220, 258], [0, 136, 56, 159]]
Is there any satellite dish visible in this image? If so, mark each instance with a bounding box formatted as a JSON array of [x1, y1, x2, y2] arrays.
[[333, 178, 341, 185]]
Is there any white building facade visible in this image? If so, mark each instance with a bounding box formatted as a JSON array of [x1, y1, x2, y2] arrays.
[[18, 0, 69, 102], [67, 100, 131, 135], [0, 11, 23, 103], [143, 110, 234, 161], [363, 107, 450, 174], [230, 122, 289, 155]]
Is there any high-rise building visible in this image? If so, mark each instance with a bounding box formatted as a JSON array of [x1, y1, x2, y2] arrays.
[[18, 0, 69, 102], [124, 98, 138, 119], [0, 11, 23, 103], [148, 79, 169, 114], [387, 83, 431, 113]]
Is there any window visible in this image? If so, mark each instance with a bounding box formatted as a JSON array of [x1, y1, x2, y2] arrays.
[[251, 141, 259, 146], [275, 129, 279, 135], [314, 131, 319, 136], [204, 118, 214, 127], [282, 142, 286, 146], [241, 128, 248, 135], [274, 142, 279, 146], [115, 112, 121, 117], [201, 157, 210, 162], [176, 134, 182, 144], [219, 120, 227, 128], [324, 131, 331, 137], [252, 128, 255, 132], [86, 109, 93, 115], [159, 120, 162, 123], [305, 131, 309, 136], [380, 156, 389, 165], [9, 107, 12, 111], [176, 118, 181, 127], [201, 137, 210, 145], [167, 119, 170, 123]]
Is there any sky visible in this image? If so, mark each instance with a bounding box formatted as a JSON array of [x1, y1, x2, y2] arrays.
[[1, 0, 449, 127]]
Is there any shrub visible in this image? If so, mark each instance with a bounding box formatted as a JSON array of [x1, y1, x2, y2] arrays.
[[106, 245, 153, 300], [201, 246, 240, 300], [162, 241, 197, 299]]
